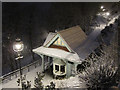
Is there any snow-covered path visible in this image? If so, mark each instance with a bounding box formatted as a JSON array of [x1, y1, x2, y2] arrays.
[[2, 65, 54, 89], [2, 66, 42, 89], [75, 14, 118, 60]]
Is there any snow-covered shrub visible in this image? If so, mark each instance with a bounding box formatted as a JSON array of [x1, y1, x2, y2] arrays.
[[34, 72, 45, 89], [79, 42, 119, 89]]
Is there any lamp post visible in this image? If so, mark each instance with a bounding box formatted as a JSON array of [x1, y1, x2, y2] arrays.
[[13, 38, 24, 89]]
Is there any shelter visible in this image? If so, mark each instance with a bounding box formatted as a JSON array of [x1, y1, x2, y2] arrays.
[[33, 26, 87, 78]]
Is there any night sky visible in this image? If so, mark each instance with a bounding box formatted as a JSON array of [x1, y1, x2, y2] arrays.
[[2, 2, 116, 75]]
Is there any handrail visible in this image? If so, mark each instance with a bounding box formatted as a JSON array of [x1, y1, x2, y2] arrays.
[[2, 60, 39, 77], [1, 59, 41, 84]]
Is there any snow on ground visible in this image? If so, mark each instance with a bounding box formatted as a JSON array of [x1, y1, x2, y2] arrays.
[[50, 75, 86, 88], [2, 66, 43, 89], [74, 15, 108, 60], [0, 84, 2, 90], [107, 15, 119, 26], [1, 66, 85, 89]]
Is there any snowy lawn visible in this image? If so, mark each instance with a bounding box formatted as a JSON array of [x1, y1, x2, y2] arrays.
[[49, 75, 86, 88]]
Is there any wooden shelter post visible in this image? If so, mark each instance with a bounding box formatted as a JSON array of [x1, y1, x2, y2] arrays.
[[40, 54, 45, 73]]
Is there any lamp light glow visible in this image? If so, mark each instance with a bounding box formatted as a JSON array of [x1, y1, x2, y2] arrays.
[[101, 6, 104, 9], [102, 9, 105, 11], [15, 44, 22, 50], [106, 12, 110, 16], [13, 39, 24, 52]]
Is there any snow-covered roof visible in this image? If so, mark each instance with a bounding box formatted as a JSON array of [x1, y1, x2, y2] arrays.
[[33, 46, 82, 63], [74, 40, 100, 59], [43, 32, 56, 46], [33, 25, 98, 62], [34, 24, 115, 62], [58, 26, 87, 50]]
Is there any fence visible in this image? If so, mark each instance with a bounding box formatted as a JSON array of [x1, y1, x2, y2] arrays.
[[1, 60, 41, 84]]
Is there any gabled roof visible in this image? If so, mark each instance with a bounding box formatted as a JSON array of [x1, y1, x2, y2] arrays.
[[43, 32, 56, 46], [58, 26, 87, 51], [33, 46, 81, 63], [33, 26, 87, 63], [44, 26, 87, 52]]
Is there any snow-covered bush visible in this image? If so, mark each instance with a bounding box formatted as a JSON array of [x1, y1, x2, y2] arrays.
[[34, 72, 45, 89], [79, 41, 119, 89]]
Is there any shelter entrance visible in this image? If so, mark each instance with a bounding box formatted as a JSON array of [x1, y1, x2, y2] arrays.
[[44, 56, 53, 70]]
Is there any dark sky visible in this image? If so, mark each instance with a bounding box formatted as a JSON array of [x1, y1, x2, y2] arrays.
[[2, 2, 101, 48]]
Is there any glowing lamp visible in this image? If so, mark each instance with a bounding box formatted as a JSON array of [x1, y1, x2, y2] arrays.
[[106, 12, 110, 16], [100, 6, 104, 9], [13, 39, 24, 52]]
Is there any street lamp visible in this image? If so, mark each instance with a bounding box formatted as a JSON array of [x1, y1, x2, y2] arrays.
[[100, 6, 104, 9], [106, 12, 110, 16], [13, 39, 24, 53], [102, 9, 106, 11], [13, 38, 24, 89]]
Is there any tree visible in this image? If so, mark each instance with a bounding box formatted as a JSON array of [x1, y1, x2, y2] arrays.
[[79, 38, 119, 89], [47, 3, 100, 34], [34, 72, 45, 89], [45, 82, 55, 90], [34, 72, 56, 89]]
